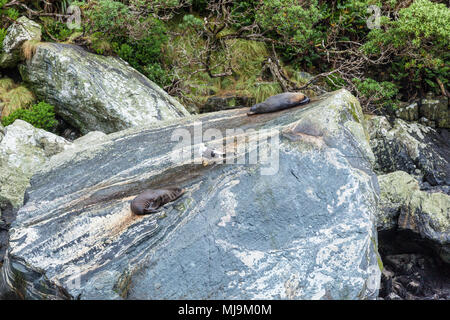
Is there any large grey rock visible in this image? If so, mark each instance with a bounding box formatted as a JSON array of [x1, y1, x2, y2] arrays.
[[0, 122, 4, 143], [0, 89, 381, 300], [0, 16, 41, 68], [0, 120, 71, 210], [20, 43, 190, 134], [367, 116, 450, 188], [377, 171, 450, 263], [0, 120, 71, 268]]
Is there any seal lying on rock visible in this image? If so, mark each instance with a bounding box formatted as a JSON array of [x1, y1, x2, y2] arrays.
[[247, 92, 310, 115], [130, 187, 184, 215]]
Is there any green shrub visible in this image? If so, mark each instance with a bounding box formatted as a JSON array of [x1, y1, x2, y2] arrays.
[[0, 27, 6, 51], [2, 102, 58, 131], [80, 0, 130, 34], [6, 8, 19, 20], [353, 78, 399, 111], [40, 17, 73, 41], [362, 0, 450, 94]]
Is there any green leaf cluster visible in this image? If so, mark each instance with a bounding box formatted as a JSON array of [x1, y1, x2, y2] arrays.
[[2, 101, 58, 131]]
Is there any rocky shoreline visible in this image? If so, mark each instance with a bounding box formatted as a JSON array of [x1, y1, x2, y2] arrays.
[[0, 16, 448, 300]]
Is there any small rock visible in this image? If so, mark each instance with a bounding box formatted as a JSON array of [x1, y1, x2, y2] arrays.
[[420, 95, 449, 129], [395, 102, 419, 122]]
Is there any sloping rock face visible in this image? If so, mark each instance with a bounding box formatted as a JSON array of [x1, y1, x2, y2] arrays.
[[367, 116, 450, 189], [20, 43, 190, 134], [0, 120, 71, 269], [0, 90, 381, 300], [0, 17, 41, 68]]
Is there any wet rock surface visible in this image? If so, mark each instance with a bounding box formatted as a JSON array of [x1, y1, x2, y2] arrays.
[[0, 89, 381, 300]]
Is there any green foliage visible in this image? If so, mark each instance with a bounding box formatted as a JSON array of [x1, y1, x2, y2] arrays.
[[77, 1, 170, 87], [179, 14, 203, 29], [40, 17, 73, 41], [0, 27, 7, 51], [0, 78, 15, 93], [6, 8, 19, 20], [362, 0, 450, 94], [245, 82, 282, 104], [80, 0, 130, 34], [353, 78, 399, 110], [256, 0, 323, 54], [143, 63, 170, 86], [2, 102, 58, 131]]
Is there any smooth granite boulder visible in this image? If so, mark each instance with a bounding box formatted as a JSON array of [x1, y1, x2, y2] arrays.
[[0, 89, 381, 300], [20, 43, 190, 134]]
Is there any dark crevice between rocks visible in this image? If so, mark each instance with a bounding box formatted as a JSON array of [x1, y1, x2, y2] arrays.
[[378, 229, 450, 300], [55, 115, 82, 141], [0, 67, 22, 83]]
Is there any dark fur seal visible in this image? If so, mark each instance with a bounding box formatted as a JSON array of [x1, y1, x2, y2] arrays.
[[130, 187, 184, 215], [247, 92, 310, 115]]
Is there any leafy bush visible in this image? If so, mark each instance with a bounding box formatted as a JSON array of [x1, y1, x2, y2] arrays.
[[0, 27, 6, 51], [2, 102, 58, 131], [77, 1, 170, 87], [353, 78, 399, 111], [362, 0, 450, 94], [40, 17, 73, 41]]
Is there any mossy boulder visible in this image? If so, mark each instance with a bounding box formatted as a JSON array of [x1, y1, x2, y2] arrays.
[[0, 17, 41, 68], [420, 95, 449, 129], [20, 43, 190, 134], [378, 171, 450, 263], [367, 116, 449, 187]]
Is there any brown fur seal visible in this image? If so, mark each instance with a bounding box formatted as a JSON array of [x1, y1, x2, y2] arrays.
[[247, 92, 310, 115], [130, 187, 184, 215]]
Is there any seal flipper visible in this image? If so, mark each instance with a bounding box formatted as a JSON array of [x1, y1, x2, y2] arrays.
[[297, 96, 310, 106]]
